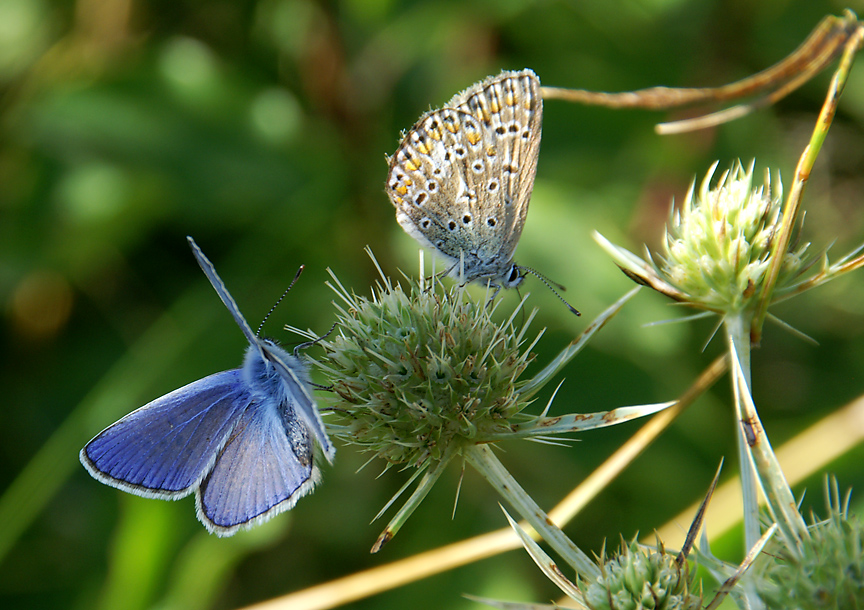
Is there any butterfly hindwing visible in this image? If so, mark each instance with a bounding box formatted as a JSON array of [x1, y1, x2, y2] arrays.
[[388, 109, 477, 266], [196, 396, 318, 535], [263, 342, 335, 460], [447, 69, 542, 263]]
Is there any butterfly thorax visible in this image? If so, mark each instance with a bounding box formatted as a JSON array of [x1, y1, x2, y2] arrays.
[[242, 341, 296, 406], [241, 341, 314, 464], [439, 252, 524, 289]]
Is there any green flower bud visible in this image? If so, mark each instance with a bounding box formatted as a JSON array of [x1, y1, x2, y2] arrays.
[[757, 509, 864, 609], [580, 539, 702, 610], [658, 161, 809, 313]]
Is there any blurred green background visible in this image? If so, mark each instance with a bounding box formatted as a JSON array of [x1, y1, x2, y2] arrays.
[[2, 0, 864, 609]]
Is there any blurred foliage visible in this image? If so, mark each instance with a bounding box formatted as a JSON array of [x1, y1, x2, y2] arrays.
[[1, 0, 863, 609]]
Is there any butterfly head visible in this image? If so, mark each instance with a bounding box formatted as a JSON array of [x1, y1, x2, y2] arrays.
[[501, 264, 526, 289]]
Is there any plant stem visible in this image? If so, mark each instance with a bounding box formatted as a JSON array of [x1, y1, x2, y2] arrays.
[[464, 444, 600, 580], [724, 313, 762, 552], [726, 313, 809, 551]]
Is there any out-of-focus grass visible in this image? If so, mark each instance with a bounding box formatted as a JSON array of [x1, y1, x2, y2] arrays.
[[1, 1, 863, 609]]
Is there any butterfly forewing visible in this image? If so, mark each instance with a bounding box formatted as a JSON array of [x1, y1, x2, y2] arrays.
[[81, 370, 249, 497], [187, 236, 261, 349], [388, 109, 482, 265]]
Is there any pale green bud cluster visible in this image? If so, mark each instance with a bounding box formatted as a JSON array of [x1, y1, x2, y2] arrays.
[[660, 161, 807, 313], [579, 540, 701, 610], [317, 275, 538, 468], [757, 510, 864, 609]]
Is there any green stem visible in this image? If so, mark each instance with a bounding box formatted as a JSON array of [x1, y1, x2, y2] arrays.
[[371, 458, 449, 553], [464, 444, 600, 580], [726, 314, 809, 550], [724, 313, 762, 552], [752, 18, 864, 341]]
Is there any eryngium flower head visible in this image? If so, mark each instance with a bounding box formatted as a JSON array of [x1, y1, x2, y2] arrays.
[[757, 507, 864, 609], [596, 161, 814, 316], [660, 161, 807, 313], [317, 268, 540, 469], [580, 539, 702, 610]]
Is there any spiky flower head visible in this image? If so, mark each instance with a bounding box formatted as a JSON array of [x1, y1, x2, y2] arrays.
[[579, 539, 702, 610], [756, 505, 864, 609], [662, 161, 807, 312], [306, 252, 652, 549], [316, 262, 541, 469], [597, 161, 812, 316]]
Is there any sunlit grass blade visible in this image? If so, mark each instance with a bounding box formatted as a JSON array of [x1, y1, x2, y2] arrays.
[[462, 594, 562, 610]]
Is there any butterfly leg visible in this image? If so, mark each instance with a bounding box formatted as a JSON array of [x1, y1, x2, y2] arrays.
[[293, 322, 338, 357], [485, 281, 503, 308]]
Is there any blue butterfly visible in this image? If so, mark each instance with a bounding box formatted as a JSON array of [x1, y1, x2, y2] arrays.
[[80, 237, 334, 536]]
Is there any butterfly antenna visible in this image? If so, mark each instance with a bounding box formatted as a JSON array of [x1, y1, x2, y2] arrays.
[[518, 266, 581, 316], [257, 265, 305, 337]]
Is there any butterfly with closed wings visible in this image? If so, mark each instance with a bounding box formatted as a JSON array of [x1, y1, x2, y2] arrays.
[[386, 69, 578, 314]]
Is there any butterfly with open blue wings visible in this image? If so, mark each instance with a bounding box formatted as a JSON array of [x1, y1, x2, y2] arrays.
[[80, 237, 334, 536]]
